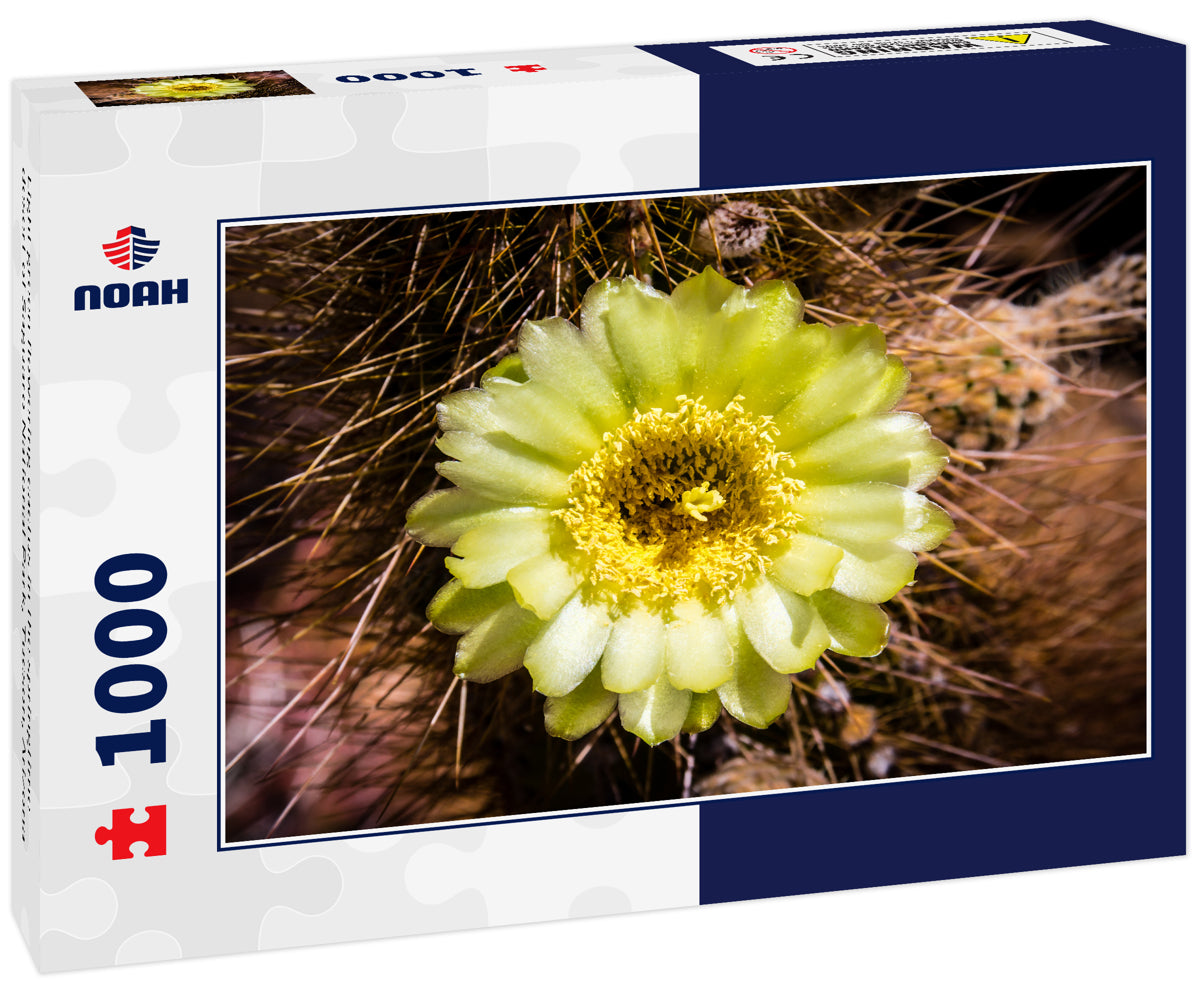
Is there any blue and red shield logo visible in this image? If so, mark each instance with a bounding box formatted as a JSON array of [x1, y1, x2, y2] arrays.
[[102, 225, 160, 270]]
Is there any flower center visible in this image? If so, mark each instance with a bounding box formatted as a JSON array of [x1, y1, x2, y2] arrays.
[[559, 396, 803, 611]]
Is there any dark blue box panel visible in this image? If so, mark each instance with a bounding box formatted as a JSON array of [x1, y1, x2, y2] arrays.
[[641, 20, 1186, 906], [699, 756, 1185, 904], [642, 21, 1185, 189]]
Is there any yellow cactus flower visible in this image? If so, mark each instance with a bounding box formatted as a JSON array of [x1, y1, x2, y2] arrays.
[[132, 76, 256, 100], [407, 269, 952, 745]]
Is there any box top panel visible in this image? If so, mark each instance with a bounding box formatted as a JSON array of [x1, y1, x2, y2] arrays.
[[13, 21, 1182, 115], [13, 44, 688, 113]]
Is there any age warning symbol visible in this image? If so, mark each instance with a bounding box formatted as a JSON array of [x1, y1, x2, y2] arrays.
[[102, 225, 160, 270], [970, 34, 1031, 44]]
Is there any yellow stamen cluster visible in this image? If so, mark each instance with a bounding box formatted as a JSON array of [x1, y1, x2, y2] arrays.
[[559, 396, 803, 610]]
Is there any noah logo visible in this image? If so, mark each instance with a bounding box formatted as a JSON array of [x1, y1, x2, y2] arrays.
[[74, 225, 187, 311], [102, 225, 160, 270]]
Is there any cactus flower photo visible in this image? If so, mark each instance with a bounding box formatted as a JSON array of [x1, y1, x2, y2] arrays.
[[223, 168, 1146, 841], [76, 69, 312, 106]]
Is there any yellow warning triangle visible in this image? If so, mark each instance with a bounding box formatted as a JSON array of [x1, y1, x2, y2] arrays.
[[971, 33, 1031, 44]]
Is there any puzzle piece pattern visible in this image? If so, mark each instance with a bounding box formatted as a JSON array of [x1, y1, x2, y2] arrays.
[[257, 830, 488, 950], [27, 51, 704, 970], [288, 45, 685, 92], [37, 109, 131, 174], [569, 887, 633, 919], [168, 101, 264, 166], [261, 98, 357, 162], [39, 780, 342, 969], [255, 808, 699, 949], [259, 91, 490, 214], [43, 459, 115, 518], [622, 133, 703, 192], [40, 375, 215, 598], [403, 810, 700, 926], [486, 72, 699, 196], [95, 806, 167, 860], [488, 142, 581, 200], [40, 878, 118, 942], [115, 930, 183, 965]]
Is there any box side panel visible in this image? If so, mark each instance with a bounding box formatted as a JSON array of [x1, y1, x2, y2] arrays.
[[11, 83, 42, 970], [694, 40, 1184, 906], [685, 41, 1178, 191]]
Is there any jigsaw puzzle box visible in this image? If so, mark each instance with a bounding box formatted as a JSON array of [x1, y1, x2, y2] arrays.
[[11, 20, 1184, 971]]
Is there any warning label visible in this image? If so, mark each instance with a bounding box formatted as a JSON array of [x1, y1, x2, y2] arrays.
[[971, 34, 1032, 44], [714, 27, 1104, 67]]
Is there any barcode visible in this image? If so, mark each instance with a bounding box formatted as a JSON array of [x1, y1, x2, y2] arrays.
[[817, 39, 982, 56]]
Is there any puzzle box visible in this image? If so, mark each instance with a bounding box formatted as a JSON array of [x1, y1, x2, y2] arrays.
[[12, 20, 1184, 971]]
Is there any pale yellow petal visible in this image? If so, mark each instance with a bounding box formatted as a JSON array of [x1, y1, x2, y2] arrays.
[[517, 317, 630, 430], [830, 540, 918, 604], [811, 589, 889, 657], [452, 601, 543, 683], [618, 674, 691, 745], [582, 277, 684, 410], [445, 511, 555, 588], [693, 280, 805, 407], [437, 388, 503, 434], [601, 607, 668, 694], [773, 325, 910, 449], [436, 431, 571, 506], [735, 325, 832, 414], [894, 500, 954, 551], [485, 378, 604, 465], [734, 577, 829, 676], [480, 353, 527, 386], [665, 599, 734, 692], [506, 549, 584, 621], [426, 579, 511, 635], [717, 628, 794, 728], [767, 532, 844, 596], [669, 267, 740, 379], [681, 691, 722, 734], [544, 667, 617, 740], [406, 489, 537, 549], [790, 412, 948, 490], [791, 483, 948, 547], [524, 592, 612, 697]]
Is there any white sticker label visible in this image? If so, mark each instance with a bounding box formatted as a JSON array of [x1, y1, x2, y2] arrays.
[[714, 27, 1105, 67]]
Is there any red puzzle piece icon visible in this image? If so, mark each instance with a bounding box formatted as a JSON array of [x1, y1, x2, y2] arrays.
[[95, 805, 167, 860]]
